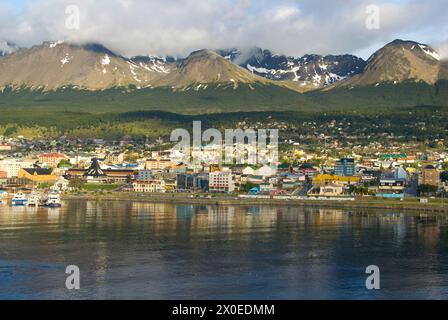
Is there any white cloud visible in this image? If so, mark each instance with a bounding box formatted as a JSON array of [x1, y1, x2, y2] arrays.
[[271, 6, 300, 21], [0, 0, 446, 59]]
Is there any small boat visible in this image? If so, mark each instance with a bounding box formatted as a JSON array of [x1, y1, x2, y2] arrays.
[[27, 192, 43, 207], [0, 190, 8, 205], [45, 191, 62, 208], [12, 192, 28, 206]]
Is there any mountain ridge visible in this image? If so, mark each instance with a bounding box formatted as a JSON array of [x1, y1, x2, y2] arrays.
[[0, 39, 446, 93]]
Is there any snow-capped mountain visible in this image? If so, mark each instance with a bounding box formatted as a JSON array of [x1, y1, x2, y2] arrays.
[[337, 39, 447, 87], [130, 55, 177, 74], [217, 48, 366, 87], [0, 41, 175, 90], [0, 39, 446, 92], [0, 41, 18, 56]]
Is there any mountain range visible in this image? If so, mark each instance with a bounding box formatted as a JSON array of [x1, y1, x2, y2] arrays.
[[0, 39, 446, 93]]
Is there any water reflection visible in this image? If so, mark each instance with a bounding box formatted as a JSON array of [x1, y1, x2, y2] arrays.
[[1, 200, 448, 299]]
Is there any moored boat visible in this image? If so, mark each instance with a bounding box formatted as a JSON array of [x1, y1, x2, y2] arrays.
[[12, 192, 28, 206], [27, 192, 43, 207], [45, 191, 62, 208]]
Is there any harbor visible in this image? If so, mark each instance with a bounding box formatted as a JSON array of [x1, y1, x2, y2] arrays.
[[1, 199, 448, 299], [0, 189, 62, 208]]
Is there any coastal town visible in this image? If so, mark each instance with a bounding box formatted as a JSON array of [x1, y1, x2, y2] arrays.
[[1, 132, 447, 207]]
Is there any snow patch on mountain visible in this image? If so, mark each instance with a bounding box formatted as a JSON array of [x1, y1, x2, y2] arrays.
[[101, 54, 111, 65], [49, 40, 64, 48], [218, 48, 366, 87], [61, 54, 71, 66], [418, 44, 440, 61]]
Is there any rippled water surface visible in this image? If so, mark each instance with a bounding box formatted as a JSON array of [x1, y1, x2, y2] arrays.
[[1, 200, 448, 299]]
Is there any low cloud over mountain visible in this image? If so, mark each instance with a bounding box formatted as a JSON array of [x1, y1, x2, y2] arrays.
[[0, 0, 447, 59]]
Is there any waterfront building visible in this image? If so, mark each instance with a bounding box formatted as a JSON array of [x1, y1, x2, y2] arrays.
[[66, 158, 136, 183], [312, 174, 360, 186], [176, 173, 196, 191], [132, 180, 166, 193], [319, 183, 344, 197], [209, 171, 235, 193], [18, 168, 57, 184]]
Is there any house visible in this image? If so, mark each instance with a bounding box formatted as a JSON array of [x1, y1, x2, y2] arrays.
[[307, 183, 344, 197], [248, 186, 260, 195], [319, 183, 344, 197], [277, 164, 290, 173], [260, 182, 274, 193], [0, 144, 12, 151], [18, 168, 57, 184], [132, 180, 166, 193], [53, 177, 70, 191], [105, 152, 125, 164], [379, 177, 405, 192], [295, 163, 317, 177]]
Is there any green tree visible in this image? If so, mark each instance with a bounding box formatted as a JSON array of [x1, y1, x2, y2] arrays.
[[69, 177, 85, 190]]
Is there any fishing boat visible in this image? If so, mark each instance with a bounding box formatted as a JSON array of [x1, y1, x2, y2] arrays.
[[45, 191, 62, 208], [27, 192, 43, 207], [11, 192, 28, 206]]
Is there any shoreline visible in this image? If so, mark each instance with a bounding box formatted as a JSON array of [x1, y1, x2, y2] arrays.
[[62, 193, 448, 213]]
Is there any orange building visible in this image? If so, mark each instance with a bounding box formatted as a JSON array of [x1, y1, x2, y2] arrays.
[[18, 168, 57, 184], [38, 153, 67, 168], [420, 165, 440, 187], [145, 157, 174, 170]]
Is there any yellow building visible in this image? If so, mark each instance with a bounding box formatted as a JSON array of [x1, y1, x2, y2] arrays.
[[312, 174, 360, 186], [18, 168, 57, 184]]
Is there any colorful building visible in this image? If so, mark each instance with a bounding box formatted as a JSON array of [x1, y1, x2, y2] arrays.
[[38, 153, 67, 168], [18, 168, 57, 184]]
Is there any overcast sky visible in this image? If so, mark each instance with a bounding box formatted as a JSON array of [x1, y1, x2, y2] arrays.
[[0, 0, 447, 59]]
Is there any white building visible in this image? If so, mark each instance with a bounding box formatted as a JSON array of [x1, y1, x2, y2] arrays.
[[132, 180, 166, 193], [0, 158, 34, 178], [209, 171, 235, 193]]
